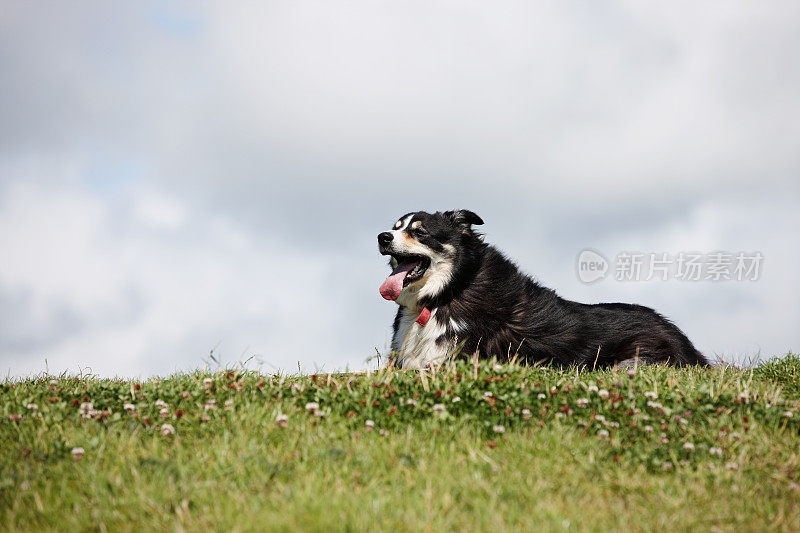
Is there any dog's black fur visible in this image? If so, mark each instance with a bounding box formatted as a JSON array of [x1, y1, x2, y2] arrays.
[[378, 209, 709, 368]]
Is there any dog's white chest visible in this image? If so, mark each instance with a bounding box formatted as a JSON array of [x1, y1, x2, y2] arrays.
[[392, 307, 450, 368]]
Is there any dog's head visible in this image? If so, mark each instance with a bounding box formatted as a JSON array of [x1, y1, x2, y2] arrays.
[[377, 210, 483, 304]]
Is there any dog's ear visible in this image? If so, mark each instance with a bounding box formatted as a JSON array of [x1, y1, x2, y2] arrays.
[[445, 209, 484, 228]]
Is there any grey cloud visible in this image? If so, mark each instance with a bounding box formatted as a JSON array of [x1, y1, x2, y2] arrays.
[[0, 281, 146, 355], [0, 285, 84, 353], [0, 2, 798, 375]]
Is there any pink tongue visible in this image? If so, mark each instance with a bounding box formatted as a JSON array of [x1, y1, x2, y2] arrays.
[[379, 262, 417, 301]]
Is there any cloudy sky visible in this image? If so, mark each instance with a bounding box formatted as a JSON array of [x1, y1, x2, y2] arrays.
[[1, 2, 798, 377]]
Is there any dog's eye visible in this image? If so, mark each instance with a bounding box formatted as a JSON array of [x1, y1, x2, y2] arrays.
[[413, 227, 427, 236]]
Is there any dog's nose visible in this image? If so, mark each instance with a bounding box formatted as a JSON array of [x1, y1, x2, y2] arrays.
[[378, 232, 393, 246]]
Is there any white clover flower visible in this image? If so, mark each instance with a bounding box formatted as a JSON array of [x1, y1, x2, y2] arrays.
[[201, 415, 210, 422], [312, 408, 324, 417], [276, 414, 288, 428], [49, 379, 58, 386], [155, 399, 168, 409], [594, 415, 606, 423], [204, 399, 217, 411], [550, 386, 558, 395], [224, 399, 234, 410], [587, 385, 599, 393], [784, 411, 794, 418], [26, 403, 38, 411], [433, 403, 446, 414], [709, 447, 723, 456], [71, 447, 85, 461], [159, 408, 170, 418], [160, 423, 175, 436], [662, 461, 673, 470], [365, 419, 375, 430], [683, 442, 695, 451], [644, 391, 658, 399], [493, 425, 506, 434], [646, 401, 663, 410], [483, 391, 493, 398], [537, 393, 546, 400], [576, 398, 588, 408], [598, 389, 609, 399], [521, 408, 532, 420], [79, 402, 94, 418], [725, 462, 738, 470], [643, 425, 654, 433], [202, 378, 213, 390], [738, 391, 749, 401], [493, 364, 503, 371], [180, 391, 190, 399], [305, 402, 320, 413], [452, 396, 461, 403], [123, 403, 136, 412], [597, 429, 609, 439], [379, 429, 389, 436], [405, 398, 417, 406]]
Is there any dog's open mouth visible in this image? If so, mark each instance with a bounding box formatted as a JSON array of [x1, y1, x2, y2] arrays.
[[379, 254, 430, 301]]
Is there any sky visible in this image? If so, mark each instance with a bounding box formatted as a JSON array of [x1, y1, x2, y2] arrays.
[[1, 2, 799, 378]]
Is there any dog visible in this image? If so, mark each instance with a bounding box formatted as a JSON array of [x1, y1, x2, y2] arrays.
[[377, 209, 710, 369]]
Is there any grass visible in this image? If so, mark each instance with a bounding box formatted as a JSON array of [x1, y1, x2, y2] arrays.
[[2, 354, 800, 532]]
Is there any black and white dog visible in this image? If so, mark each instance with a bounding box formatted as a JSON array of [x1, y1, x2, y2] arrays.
[[377, 210, 709, 369]]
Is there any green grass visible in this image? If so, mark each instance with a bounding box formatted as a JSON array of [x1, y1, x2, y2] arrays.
[[2, 355, 800, 532]]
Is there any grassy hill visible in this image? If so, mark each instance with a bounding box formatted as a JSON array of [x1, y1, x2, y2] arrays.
[[2, 355, 799, 531]]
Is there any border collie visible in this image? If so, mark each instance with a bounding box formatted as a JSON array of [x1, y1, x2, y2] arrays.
[[377, 209, 709, 369]]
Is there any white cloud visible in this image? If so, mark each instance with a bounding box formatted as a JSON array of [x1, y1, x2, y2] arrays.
[[134, 193, 188, 230]]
